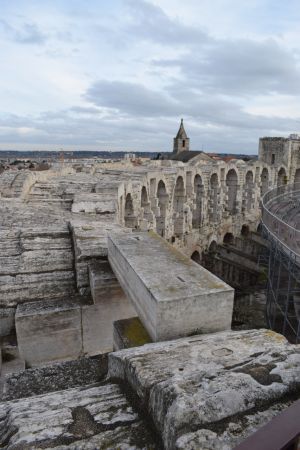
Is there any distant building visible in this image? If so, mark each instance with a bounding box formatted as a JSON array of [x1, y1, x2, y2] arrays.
[[173, 119, 190, 154], [124, 153, 136, 160], [170, 119, 212, 163]]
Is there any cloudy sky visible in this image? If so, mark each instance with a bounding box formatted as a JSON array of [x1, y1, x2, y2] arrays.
[[1, 0, 300, 153]]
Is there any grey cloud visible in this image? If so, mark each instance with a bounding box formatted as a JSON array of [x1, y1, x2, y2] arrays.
[[85, 80, 178, 116], [124, 0, 208, 45], [84, 78, 300, 134], [15, 23, 46, 44], [155, 38, 300, 96], [0, 19, 47, 44]]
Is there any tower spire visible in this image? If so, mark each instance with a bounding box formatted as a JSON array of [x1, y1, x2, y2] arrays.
[[173, 119, 190, 154]]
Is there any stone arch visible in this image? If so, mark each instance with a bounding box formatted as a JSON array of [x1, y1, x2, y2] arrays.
[[277, 167, 287, 186], [223, 232, 235, 245], [209, 240, 218, 252], [191, 250, 201, 265], [173, 176, 185, 236], [245, 170, 254, 212], [192, 174, 203, 228], [156, 180, 168, 237], [140, 186, 152, 225], [295, 168, 300, 185], [257, 223, 263, 233], [260, 168, 269, 196], [141, 186, 148, 207], [124, 193, 137, 228], [209, 173, 219, 222], [226, 169, 238, 214], [241, 224, 250, 236]]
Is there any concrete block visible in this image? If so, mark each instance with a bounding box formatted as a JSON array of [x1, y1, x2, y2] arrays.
[[108, 231, 234, 341], [16, 299, 83, 367]]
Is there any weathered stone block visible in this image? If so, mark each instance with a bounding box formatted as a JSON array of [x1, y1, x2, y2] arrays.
[[0, 382, 158, 449], [16, 299, 83, 367], [108, 231, 234, 341], [108, 328, 300, 450]]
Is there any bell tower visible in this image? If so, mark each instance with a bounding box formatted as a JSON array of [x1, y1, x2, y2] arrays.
[[173, 119, 190, 154]]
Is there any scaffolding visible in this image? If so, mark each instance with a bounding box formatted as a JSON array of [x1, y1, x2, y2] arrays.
[[261, 182, 300, 343]]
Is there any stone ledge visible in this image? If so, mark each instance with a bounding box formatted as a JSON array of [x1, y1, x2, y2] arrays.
[[108, 328, 300, 450]]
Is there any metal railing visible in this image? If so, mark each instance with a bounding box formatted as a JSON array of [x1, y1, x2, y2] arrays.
[[234, 398, 300, 450], [261, 182, 300, 264], [261, 182, 300, 343]]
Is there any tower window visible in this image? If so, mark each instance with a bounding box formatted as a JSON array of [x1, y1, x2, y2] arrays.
[[271, 154, 275, 164], [182, 139, 185, 148]]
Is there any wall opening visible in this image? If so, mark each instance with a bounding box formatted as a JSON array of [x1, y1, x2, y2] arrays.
[[295, 168, 300, 185], [209, 173, 219, 222], [260, 168, 269, 196], [124, 193, 137, 228], [278, 167, 287, 186], [192, 174, 203, 228], [241, 224, 250, 237], [226, 169, 238, 214], [223, 232, 235, 245], [245, 170, 254, 212], [191, 250, 201, 265], [156, 180, 168, 237], [173, 176, 185, 237]]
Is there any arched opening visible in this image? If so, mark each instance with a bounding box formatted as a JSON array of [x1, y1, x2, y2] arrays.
[[192, 174, 203, 228], [141, 186, 148, 207], [257, 223, 263, 234], [156, 180, 168, 237], [295, 168, 300, 185], [209, 240, 218, 253], [223, 232, 235, 245], [141, 186, 152, 225], [277, 167, 287, 186], [260, 168, 269, 196], [241, 224, 250, 237], [124, 193, 137, 228], [119, 195, 123, 224], [245, 171, 254, 212], [226, 169, 238, 214], [173, 176, 185, 236], [191, 250, 201, 265], [209, 173, 219, 222]]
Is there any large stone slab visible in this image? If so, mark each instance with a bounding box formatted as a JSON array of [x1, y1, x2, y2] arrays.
[[108, 231, 234, 341], [0, 382, 158, 449], [108, 329, 300, 450], [16, 299, 84, 367]]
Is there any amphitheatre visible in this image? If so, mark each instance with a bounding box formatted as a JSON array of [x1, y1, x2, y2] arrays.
[[1, 121, 300, 449]]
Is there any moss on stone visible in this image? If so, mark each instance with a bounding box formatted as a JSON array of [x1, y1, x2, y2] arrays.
[[121, 317, 152, 348]]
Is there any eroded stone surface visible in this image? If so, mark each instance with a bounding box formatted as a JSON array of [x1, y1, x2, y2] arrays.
[[0, 382, 158, 449], [109, 329, 300, 449], [175, 401, 294, 449]]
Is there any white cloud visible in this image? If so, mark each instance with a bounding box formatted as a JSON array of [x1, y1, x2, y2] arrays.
[[1, 0, 300, 153]]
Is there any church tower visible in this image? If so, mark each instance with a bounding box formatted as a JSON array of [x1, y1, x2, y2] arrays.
[[173, 119, 190, 154]]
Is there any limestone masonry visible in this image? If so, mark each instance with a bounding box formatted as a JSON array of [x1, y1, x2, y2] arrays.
[[1, 123, 300, 448]]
